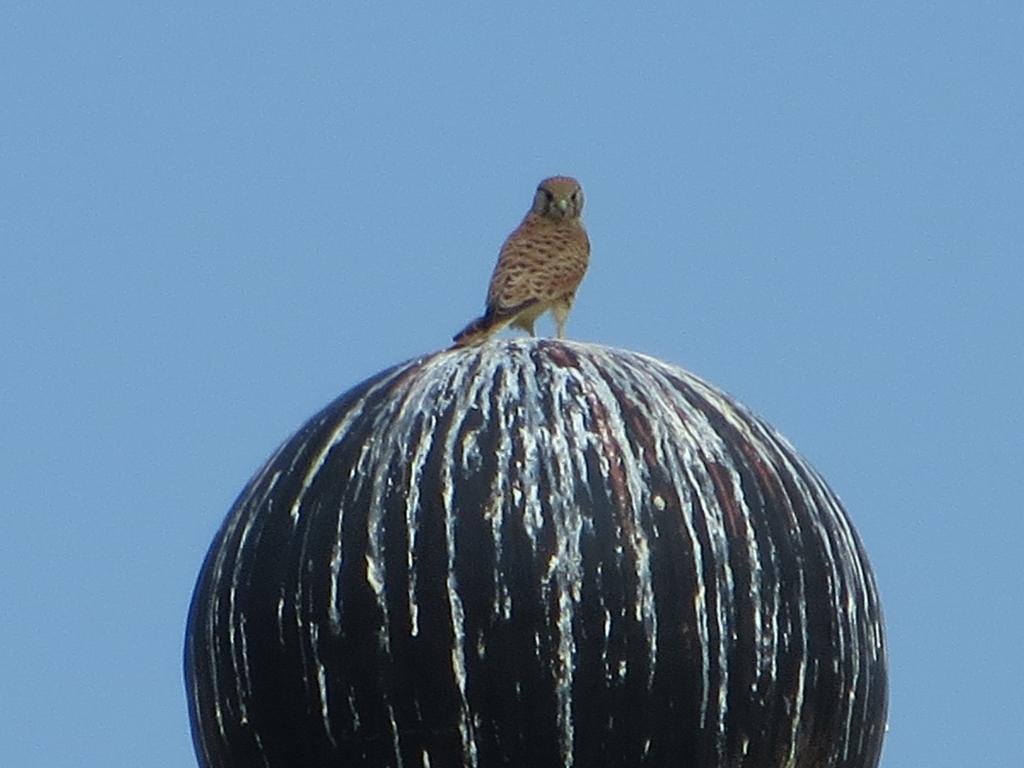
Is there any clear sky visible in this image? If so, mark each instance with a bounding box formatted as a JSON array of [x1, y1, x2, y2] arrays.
[[2, 3, 1021, 766]]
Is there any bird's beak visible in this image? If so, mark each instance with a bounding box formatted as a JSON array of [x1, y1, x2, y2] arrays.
[[556, 198, 569, 212]]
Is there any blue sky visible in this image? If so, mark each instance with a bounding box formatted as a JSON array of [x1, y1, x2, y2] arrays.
[[2, 3, 1021, 766]]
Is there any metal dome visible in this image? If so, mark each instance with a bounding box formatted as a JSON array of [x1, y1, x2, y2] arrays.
[[185, 340, 887, 767]]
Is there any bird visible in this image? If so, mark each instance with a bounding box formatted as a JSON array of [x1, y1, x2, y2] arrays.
[[451, 176, 590, 348]]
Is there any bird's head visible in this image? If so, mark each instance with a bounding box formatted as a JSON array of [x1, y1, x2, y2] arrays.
[[530, 176, 584, 221]]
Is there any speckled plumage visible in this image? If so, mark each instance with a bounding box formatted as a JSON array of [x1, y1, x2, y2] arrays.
[[452, 176, 590, 347]]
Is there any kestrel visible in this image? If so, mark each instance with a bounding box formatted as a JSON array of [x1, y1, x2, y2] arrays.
[[452, 176, 590, 348]]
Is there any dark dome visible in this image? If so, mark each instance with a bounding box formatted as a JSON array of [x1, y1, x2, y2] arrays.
[[185, 340, 887, 768]]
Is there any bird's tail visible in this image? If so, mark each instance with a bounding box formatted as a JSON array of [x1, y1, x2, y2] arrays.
[[450, 300, 541, 349], [450, 313, 495, 348]]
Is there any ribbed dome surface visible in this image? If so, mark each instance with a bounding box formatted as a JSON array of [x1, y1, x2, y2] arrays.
[[185, 340, 887, 768]]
